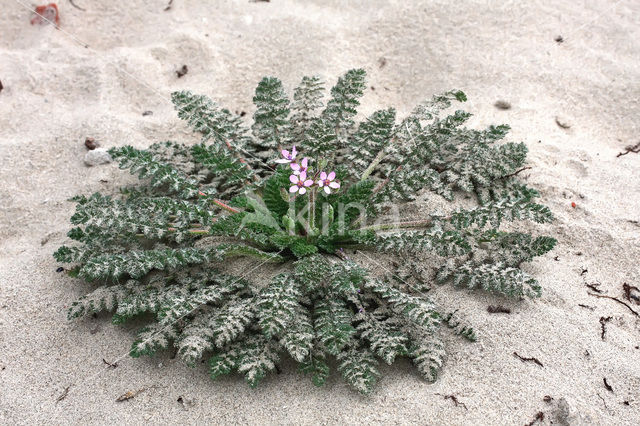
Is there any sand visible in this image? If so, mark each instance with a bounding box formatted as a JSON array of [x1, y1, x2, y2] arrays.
[[1, 0, 639, 424]]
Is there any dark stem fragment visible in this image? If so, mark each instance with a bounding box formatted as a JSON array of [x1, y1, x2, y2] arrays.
[[513, 351, 543, 367], [616, 142, 640, 157], [588, 293, 639, 317], [499, 166, 532, 180], [435, 393, 467, 410], [103, 358, 118, 368], [68, 0, 86, 11], [56, 385, 71, 403], [599, 316, 612, 340], [585, 283, 602, 293], [603, 378, 613, 392], [176, 65, 188, 78]]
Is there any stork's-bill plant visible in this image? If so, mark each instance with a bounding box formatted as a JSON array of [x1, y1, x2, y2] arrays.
[[55, 69, 555, 395]]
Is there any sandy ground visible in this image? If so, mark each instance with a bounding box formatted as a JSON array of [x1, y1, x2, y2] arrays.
[[1, 0, 640, 424]]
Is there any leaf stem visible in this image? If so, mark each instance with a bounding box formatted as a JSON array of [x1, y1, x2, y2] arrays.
[[213, 198, 241, 214], [357, 218, 435, 232], [360, 149, 387, 181]]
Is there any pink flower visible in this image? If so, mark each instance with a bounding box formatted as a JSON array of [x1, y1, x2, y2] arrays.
[[290, 157, 308, 175], [275, 146, 297, 164], [289, 171, 313, 195], [317, 171, 340, 194]]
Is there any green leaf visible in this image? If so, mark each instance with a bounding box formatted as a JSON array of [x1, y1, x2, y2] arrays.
[[314, 299, 355, 355], [251, 77, 291, 149], [337, 347, 380, 395], [323, 68, 367, 143], [256, 274, 301, 338]]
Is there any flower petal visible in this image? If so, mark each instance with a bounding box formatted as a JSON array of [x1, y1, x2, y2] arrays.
[[329, 181, 340, 189], [320, 171, 327, 180], [289, 185, 298, 193], [303, 179, 313, 187], [317, 180, 324, 187], [298, 187, 306, 195], [275, 159, 291, 164], [281, 149, 289, 158], [301, 157, 308, 168], [299, 171, 307, 181], [291, 163, 300, 171], [291, 146, 297, 157], [324, 186, 331, 194], [328, 171, 336, 180], [290, 174, 299, 184]]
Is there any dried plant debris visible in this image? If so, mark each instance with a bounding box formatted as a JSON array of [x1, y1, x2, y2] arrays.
[[494, 100, 511, 110], [56, 385, 71, 403], [116, 387, 149, 402], [487, 305, 511, 314], [68, 0, 86, 11], [585, 282, 602, 293], [588, 293, 639, 317], [176, 65, 188, 78], [499, 166, 532, 180], [435, 393, 467, 410], [599, 316, 612, 340], [513, 351, 543, 367], [525, 411, 545, 426], [622, 283, 640, 304], [554, 35, 564, 43], [555, 116, 571, 129], [102, 358, 118, 368], [603, 378, 613, 392], [616, 142, 640, 157]]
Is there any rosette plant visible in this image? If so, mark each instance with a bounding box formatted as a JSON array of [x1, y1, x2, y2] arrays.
[[55, 69, 555, 394]]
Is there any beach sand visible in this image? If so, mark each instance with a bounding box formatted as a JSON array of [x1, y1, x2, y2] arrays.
[[1, 0, 639, 424]]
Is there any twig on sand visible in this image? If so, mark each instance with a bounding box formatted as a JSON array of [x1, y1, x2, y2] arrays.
[[499, 166, 532, 180], [585, 282, 602, 293], [56, 385, 71, 403], [597, 393, 609, 410], [603, 378, 613, 392], [513, 351, 543, 367], [116, 387, 151, 402], [68, 0, 86, 11], [102, 358, 118, 369], [599, 316, 612, 340], [435, 393, 467, 410], [164, 0, 174, 11], [616, 142, 640, 157], [588, 293, 639, 317]]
